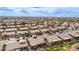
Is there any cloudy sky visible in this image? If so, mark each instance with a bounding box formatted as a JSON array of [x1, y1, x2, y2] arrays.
[[0, 7, 79, 17]]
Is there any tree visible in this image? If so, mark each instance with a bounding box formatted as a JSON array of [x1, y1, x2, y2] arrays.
[[2, 23, 7, 29], [2, 44, 6, 51], [14, 20, 17, 28], [44, 38, 51, 47], [20, 21, 26, 27], [23, 33, 32, 51]]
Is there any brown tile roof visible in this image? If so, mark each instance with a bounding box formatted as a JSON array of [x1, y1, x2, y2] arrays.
[[47, 35, 62, 43], [30, 30, 40, 34], [5, 42, 28, 51], [2, 31, 15, 35], [28, 37, 45, 46], [69, 31, 79, 37], [57, 33, 72, 40], [17, 31, 28, 35]]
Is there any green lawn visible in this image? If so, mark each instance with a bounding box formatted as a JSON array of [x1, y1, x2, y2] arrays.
[[45, 39, 79, 51], [45, 44, 71, 51]]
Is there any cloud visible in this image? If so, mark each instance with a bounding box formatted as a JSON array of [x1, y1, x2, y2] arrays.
[[0, 7, 79, 17], [19, 7, 58, 16], [53, 7, 79, 17], [0, 7, 13, 11]]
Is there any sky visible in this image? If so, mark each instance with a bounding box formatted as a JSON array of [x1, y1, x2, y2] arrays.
[[0, 7, 79, 17]]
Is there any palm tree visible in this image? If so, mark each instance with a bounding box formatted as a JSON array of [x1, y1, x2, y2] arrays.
[[14, 20, 17, 28], [26, 38, 31, 51], [2, 44, 6, 51], [15, 30, 17, 37], [23, 33, 32, 51], [2, 24, 6, 32], [0, 32, 2, 37], [20, 21, 26, 27], [2, 23, 7, 29], [43, 38, 51, 47]]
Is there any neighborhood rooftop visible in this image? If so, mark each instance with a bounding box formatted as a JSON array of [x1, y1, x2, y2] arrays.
[[0, 17, 79, 51]]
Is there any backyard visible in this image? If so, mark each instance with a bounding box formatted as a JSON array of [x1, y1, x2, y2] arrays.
[[45, 44, 71, 51], [45, 39, 79, 51]]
